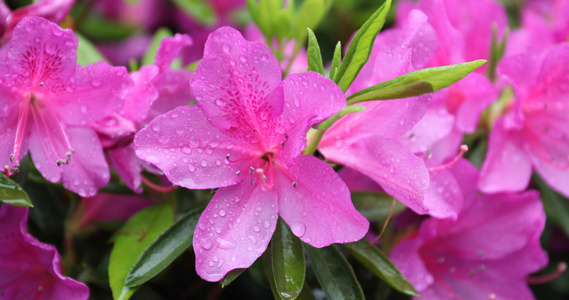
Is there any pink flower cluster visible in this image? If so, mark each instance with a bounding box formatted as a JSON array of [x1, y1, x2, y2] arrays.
[[1, 0, 568, 298]]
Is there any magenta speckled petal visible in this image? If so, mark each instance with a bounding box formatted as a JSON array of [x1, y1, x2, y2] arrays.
[[191, 26, 283, 130], [134, 105, 252, 189], [193, 181, 278, 282], [109, 144, 143, 193], [275, 155, 369, 247], [5, 0, 74, 40]]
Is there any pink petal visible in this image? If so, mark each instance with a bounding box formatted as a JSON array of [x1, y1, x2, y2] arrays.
[[154, 34, 193, 72], [0, 1, 9, 38], [122, 65, 159, 123], [191, 26, 283, 130], [338, 167, 383, 193], [479, 118, 532, 193], [193, 181, 278, 282], [7, 16, 77, 84], [4, 0, 74, 41], [275, 72, 346, 164], [80, 193, 153, 228], [0, 114, 29, 170], [391, 235, 435, 292], [60, 127, 110, 197], [320, 135, 431, 215], [134, 105, 252, 189], [452, 73, 498, 133], [51, 62, 132, 126], [0, 205, 89, 300], [423, 159, 463, 220], [275, 155, 369, 247], [147, 68, 193, 122], [497, 49, 544, 100], [429, 127, 464, 162], [108, 144, 143, 193]]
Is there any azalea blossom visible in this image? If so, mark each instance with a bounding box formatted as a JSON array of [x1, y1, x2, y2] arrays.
[[319, 10, 436, 216], [134, 26, 368, 281], [396, 0, 500, 161], [0, 204, 90, 299], [77, 193, 153, 229], [479, 44, 569, 197], [391, 159, 548, 300], [0, 16, 132, 197], [94, 34, 193, 192]]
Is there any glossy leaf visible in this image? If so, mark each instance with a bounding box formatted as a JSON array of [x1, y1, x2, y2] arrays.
[[334, 0, 391, 92], [347, 60, 486, 104], [271, 219, 305, 300], [296, 282, 316, 300], [304, 244, 364, 300], [220, 268, 246, 288], [172, 0, 217, 27], [142, 27, 173, 66], [109, 204, 173, 300], [76, 32, 109, 67], [263, 248, 282, 300], [124, 206, 203, 287], [0, 173, 32, 207], [306, 28, 324, 75], [351, 192, 406, 222], [535, 175, 569, 238], [343, 239, 419, 296], [330, 41, 342, 81]]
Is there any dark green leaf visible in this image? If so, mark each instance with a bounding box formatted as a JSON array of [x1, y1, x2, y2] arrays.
[[304, 244, 364, 300], [109, 204, 173, 300], [343, 239, 418, 296], [535, 175, 569, 238], [329, 41, 342, 81], [351, 192, 405, 222], [263, 248, 282, 300], [124, 206, 203, 287], [76, 32, 109, 67], [142, 27, 173, 66], [347, 60, 486, 104], [172, 0, 217, 27], [296, 282, 316, 300], [306, 28, 324, 75], [334, 0, 392, 92], [0, 173, 32, 207], [220, 268, 246, 288], [271, 219, 305, 299]]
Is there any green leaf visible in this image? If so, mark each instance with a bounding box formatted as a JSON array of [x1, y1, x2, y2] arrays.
[[220, 268, 246, 288], [347, 60, 487, 104], [76, 32, 109, 67], [306, 28, 324, 75], [271, 219, 305, 300], [343, 239, 418, 296], [304, 244, 364, 300], [334, 0, 392, 92], [296, 282, 316, 300], [292, 0, 328, 43], [124, 206, 203, 287], [109, 204, 173, 300], [351, 192, 405, 222], [263, 248, 282, 300], [142, 27, 173, 66], [172, 0, 217, 27], [330, 41, 342, 81], [0, 173, 32, 207], [535, 175, 569, 238]]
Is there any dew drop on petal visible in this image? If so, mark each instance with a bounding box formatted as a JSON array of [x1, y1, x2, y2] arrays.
[[290, 223, 306, 237]]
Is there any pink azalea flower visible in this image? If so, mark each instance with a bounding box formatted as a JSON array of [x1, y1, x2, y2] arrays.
[[0, 17, 132, 197], [391, 159, 548, 300], [319, 10, 438, 216], [479, 44, 569, 197], [134, 26, 368, 281], [508, 0, 569, 55], [94, 34, 193, 192], [0, 204, 90, 299], [2, 0, 74, 42], [79, 193, 154, 229], [396, 0, 500, 161]]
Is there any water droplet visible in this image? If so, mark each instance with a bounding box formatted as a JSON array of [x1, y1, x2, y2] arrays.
[[182, 146, 191, 154], [201, 160, 208, 167], [219, 209, 226, 217], [216, 237, 234, 249], [223, 43, 231, 53], [188, 164, 196, 172], [239, 55, 248, 63], [253, 226, 260, 232], [215, 99, 225, 107], [152, 123, 160, 132], [205, 147, 213, 154], [91, 79, 102, 87], [248, 235, 257, 244], [80, 105, 87, 113], [263, 220, 271, 229], [290, 223, 306, 237]]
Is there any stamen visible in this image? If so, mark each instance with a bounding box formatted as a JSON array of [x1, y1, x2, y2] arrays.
[[489, 293, 496, 300], [427, 145, 468, 172], [11, 102, 31, 169], [226, 153, 230, 160], [527, 262, 567, 285], [141, 175, 176, 193], [236, 171, 241, 176], [284, 133, 288, 140], [249, 166, 255, 175], [281, 141, 285, 148], [250, 179, 254, 185], [292, 182, 296, 188]]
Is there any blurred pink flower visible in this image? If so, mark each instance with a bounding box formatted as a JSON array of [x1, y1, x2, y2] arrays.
[[0, 205, 89, 299], [79, 193, 154, 229], [391, 159, 548, 300], [479, 44, 569, 197], [134, 27, 368, 281], [0, 17, 132, 197], [396, 0, 500, 161]]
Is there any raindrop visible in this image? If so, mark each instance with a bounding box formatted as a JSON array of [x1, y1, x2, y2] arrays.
[[91, 79, 102, 87], [201, 160, 208, 167], [223, 43, 231, 53], [290, 223, 306, 237]]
